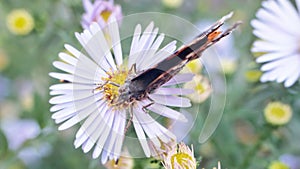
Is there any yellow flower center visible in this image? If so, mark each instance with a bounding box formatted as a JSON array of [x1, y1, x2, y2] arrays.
[[6, 9, 34, 35], [14, 17, 27, 28], [245, 70, 262, 82], [101, 10, 112, 22], [186, 59, 202, 74], [195, 83, 205, 94], [162, 0, 183, 8], [264, 102, 292, 126], [171, 152, 194, 169], [270, 107, 285, 118], [268, 161, 289, 169], [99, 69, 128, 106]]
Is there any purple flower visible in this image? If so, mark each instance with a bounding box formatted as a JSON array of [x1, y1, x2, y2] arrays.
[[0, 119, 40, 150], [280, 154, 300, 169], [81, 0, 122, 29]]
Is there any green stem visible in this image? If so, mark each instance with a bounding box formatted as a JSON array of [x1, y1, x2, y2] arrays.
[[239, 126, 272, 169]]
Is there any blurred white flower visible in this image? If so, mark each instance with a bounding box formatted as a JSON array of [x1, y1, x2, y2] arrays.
[[81, 0, 122, 29], [17, 80, 34, 111], [49, 18, 192, 163], [162, 0, 183, 8], [251, 0, 300, 87], [0, 119, 40, 150], [183, 75, 212, 103], [18, 142, 52, 167], [0, 75, 10, 101], [220, 58, 237, 75]]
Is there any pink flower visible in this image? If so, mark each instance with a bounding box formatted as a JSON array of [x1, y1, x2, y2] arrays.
[[81, 0, 122, 29]]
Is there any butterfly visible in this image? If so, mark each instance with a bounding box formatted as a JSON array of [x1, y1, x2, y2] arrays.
[[116, 12, 241, 107]]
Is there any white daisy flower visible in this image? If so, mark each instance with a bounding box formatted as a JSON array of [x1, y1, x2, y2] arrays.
[[49, 17, 193, 163], [251, 0, 300, 87]]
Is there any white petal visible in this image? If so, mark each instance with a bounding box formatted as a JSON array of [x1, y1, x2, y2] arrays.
[[139, 33, 165, 67], [99, 112, 116, 163], [136, 22, 154, 53], [49, 72, 97, 84], [50, 102, 74, 112], [53, 61, 97, 81], [93, 110, 115, 159], [252, 40, 298, 53], [136, 28, 159, 70], [64, 44, 104, 72], [50, 89, 72, 96], [251, 20, 297, 44], [75, 103, 107, 140], [58, 52, 77, 66], [75, 107, 109, 149], [147, 103, 187, 122], [163, 73, 194, 86], [284, 69, 300, 87], [128, 24, 142, 68], [107, 17, 123, 66], [49, 89, 95, 104], [297, 0, 300, 15], [154, 87, 193, 95], [132, 114, 151, 157], [260, 57, 291, 71], [105, 111, 122, 157], [277, 0, 300, 26], [89, 23, 116, 67], [134, 106, 175, 143], [80, 111, 100, 152], [150, 94, 191, 107], [256, 52, 296, 63], [58, 102, 99, 130], [112, 114, 126, 159], [261, 0, 300, 32], [76, 24, 116, 71], [143, 40, 177, 69], [49, 83, 95, 91]]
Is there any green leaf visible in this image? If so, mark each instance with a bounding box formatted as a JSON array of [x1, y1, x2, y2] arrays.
[[0, 129, 8, 158]]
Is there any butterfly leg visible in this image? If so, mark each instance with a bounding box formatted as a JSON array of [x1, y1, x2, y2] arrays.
[[142, 96, 155, 113], [124, 106, 133, 134]]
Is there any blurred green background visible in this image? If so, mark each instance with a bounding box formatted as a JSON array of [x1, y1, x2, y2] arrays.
[[1, 0, 300, 169]]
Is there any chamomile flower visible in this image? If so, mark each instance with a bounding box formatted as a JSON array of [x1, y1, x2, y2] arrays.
[[183, 75, 212, 103], [6, 9, 34, 35], [49, 18, 192, 163], [220, 58, 237, 75], [81, 0, 122, 29], [162, 142, 197, 169], [264, 102, 292, 126], [251, 0, 300, 87]]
